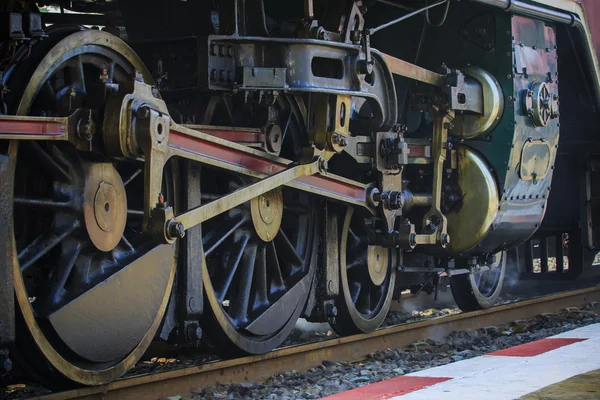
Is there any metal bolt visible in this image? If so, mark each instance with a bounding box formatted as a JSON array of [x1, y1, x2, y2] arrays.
[[325, 303, 338, 318], [440, 233, 450, 246], [185, 323, 202, 343], [77, 115, 96, 141], [367, 187, 381, 208], [168, 221, 186, 239], [318, 158, 329, 172]]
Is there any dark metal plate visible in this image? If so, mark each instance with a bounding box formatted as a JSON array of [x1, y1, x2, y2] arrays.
[[0, 151, 14, 346]]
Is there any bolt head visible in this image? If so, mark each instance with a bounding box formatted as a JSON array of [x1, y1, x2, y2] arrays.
[[440, 233, 450, 246], [168, 221, 185, 239]]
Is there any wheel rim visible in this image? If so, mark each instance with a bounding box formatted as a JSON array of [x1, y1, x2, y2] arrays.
[[3, 30, 176, 385], [198, 94, 316, 355], [332, 207, 396, 334]]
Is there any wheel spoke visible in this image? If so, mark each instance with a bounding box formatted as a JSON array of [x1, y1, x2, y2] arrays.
[[274, 228, 303, 266], [200, 193, 222, 201], [204, 216, 249, 257], [73, 56, 86, 95], [347, 257, 366, 270], [127, 209, 144, 217], [19, 222, 78, 272], [29, 142, 71, 181], [14, 197, 71, 210], [120, 235, 134, 252], [228, 243, 257, 324], [40, 80, 57, 105], [350, 281, 362, 304], [266, 241, 285, 292], [46, 240, 81, 305], [357, 285, 371, 313], [252, 244, 268, 310], [215, 234, 249, 302], [348, 227, 361, 247], [122, 168, 142, 187], [280, 110, 293, 144]]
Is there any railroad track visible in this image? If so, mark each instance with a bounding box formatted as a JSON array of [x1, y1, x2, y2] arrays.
[[33, 286, 600, 400]]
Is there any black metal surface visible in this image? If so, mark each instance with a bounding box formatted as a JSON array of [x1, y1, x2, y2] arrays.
[[0, 149, 14, 347], [178, 160, 204, 342]]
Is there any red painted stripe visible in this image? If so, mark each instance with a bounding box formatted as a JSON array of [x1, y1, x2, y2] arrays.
[[169, 130, 366, 203], [0, 120, 66, 136], [487, 338, 587, 357], [321, 376, 452, 400]]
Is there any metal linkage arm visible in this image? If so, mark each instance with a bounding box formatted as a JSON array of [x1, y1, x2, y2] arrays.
[[174, 160, 323, 231], [381, 54, 446, 87]]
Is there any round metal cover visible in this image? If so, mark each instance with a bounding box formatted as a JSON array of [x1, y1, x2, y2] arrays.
[[251, 188, 283, 242], [83, 163, 127, 252], [367, 245, 388, 286]]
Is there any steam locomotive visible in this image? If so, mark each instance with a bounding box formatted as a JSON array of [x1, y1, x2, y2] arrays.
[[0, 0, 599, 386]]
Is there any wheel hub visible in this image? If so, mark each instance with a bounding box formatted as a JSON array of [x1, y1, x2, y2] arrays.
[[367, 245, 388, 286], [251, 188, 283, 242], [83, 163, 127, 252]]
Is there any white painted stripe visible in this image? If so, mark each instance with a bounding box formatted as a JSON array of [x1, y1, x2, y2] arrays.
[[387, 323, 600, 400], [551, 323, 600, 339]]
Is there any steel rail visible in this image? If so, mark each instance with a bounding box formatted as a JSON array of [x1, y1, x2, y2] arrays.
[[37, 286, 600, 400]]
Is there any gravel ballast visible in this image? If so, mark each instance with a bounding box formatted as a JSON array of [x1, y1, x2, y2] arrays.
[[188, 302, 600, 400]]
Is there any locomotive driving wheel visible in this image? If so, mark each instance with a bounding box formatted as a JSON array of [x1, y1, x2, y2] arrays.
[[1, 30, 177, 386], [450, 252, 506, 311], [198, 94, 318, 355], [329, 207, 396, 335]]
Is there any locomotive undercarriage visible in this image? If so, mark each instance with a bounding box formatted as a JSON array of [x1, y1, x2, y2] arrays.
[[0, 0, 599, 387]]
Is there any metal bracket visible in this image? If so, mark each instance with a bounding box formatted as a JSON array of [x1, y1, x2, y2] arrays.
[[416, 110, 453, 247], [169, 158, 323, 242]]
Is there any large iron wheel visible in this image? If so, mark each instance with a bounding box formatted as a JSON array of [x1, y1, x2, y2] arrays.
[[1, 30, 177, 386], [197, 93, 317, 356], [198, 169, 317, 355], [330, 207, 396, 335], [450, 252, 506, 311]]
